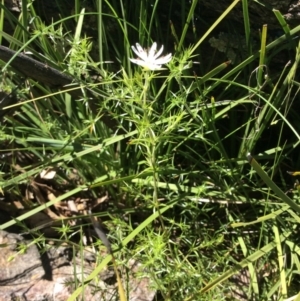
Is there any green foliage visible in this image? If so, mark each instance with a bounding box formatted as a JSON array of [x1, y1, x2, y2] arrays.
[[1, 0, 300, 300]]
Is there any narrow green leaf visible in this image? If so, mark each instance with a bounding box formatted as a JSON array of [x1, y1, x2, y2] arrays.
[[247, 153, 300, 214]]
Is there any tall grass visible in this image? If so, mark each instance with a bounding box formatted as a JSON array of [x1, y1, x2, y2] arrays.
[[1, 0, 300, 300]]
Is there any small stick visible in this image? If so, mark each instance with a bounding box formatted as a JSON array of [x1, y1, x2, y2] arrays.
[[88, 210, 126, 301], [88, 211, 112, 254]]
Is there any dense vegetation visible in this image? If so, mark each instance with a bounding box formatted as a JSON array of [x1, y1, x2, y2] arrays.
[[1, 0, 300, 300]]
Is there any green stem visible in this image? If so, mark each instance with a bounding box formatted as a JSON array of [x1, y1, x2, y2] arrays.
[[141, 70, 164, 230]]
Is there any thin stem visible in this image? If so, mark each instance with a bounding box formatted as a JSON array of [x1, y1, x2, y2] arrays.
[[141, 70, 164, 230]]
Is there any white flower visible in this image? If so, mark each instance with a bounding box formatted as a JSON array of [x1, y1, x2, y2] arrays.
[[129, 42, 172, 70]]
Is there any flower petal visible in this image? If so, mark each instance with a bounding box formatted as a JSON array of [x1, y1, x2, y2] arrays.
[[129, 58, 161, 70], [153, 44, 164, 60], [129, 42, 172, 70], [131, 43, 148, 61], [129, 58, 147, 67], [153, 53, 172, 65], [148, 42, 157, 60]]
